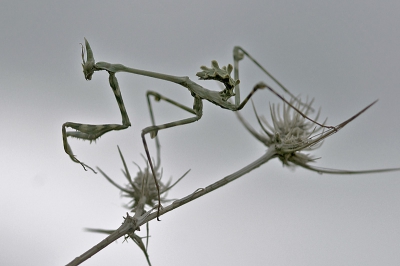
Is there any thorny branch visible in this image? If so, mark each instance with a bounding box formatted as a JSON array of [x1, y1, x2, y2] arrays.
[[66, 97, 400, 265]]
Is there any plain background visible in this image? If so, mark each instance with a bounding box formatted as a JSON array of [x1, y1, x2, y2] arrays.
[[1, 1, 400, 265]]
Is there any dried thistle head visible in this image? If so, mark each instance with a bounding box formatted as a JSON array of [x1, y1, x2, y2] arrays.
[[238, 98, 399, 174], [259, 97, 324, 167], [121, 159, 171, 211], [96, 146, 188, 214]]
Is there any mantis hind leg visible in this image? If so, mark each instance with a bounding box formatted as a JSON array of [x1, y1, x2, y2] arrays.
[[233, 46, 314, 111], [233, 47, 335, 130]]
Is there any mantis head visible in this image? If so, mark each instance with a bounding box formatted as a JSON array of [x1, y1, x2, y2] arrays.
[[81, 38, 96, 80]]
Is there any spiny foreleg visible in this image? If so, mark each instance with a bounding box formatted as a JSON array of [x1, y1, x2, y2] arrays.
[[62, 72, 131, 172], [62, 122, 130, 172]]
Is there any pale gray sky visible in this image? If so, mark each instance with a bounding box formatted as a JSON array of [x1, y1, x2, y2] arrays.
[[1, 1, 400, 265]]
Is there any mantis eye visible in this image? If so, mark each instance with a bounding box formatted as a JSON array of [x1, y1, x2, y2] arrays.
[[82, 66, 94, 80]]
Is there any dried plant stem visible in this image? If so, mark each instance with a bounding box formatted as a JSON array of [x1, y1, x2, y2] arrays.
[[66, 214, 137, 266], [142, 147, 277, 223], [66, 148, 277, 266]]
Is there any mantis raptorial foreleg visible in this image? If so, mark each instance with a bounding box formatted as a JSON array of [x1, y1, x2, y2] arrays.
[[62, 72, 131, 173]]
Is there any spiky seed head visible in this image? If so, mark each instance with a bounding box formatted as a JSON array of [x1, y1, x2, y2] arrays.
[[98, 149, 187, 213], [241, 97, 325, 167]]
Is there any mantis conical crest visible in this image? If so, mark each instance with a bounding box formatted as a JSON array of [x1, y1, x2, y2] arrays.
[[81, 38, 95, 80]]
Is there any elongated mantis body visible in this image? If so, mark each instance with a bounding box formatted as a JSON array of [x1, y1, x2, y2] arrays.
[[62, 38, 333, 219]]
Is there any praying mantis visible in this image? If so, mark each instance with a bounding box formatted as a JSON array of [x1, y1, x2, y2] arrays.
[[62, 38, 333, 219]]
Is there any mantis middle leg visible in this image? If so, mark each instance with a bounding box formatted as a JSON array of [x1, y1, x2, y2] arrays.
[[142, 90, 203, 219]]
